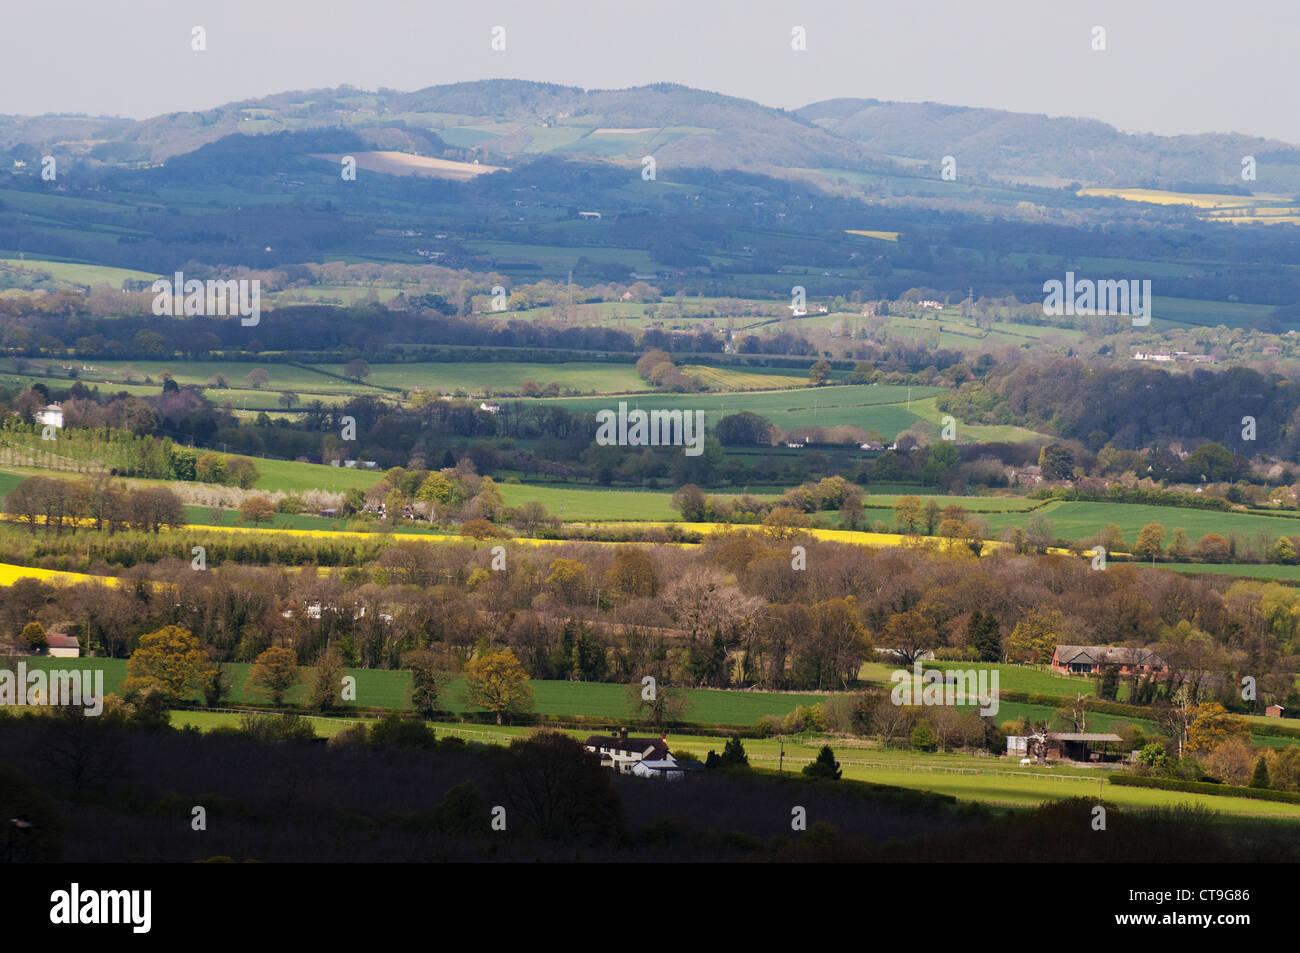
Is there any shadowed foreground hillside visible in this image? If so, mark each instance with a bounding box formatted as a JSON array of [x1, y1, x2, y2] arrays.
[[3, 714, 1296, 863]]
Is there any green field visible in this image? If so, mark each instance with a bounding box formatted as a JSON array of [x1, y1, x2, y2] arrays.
[[1161, 562, 1300, 581], [0, 258, 160, 288], [522, 383, 943, 432], [17, 658, 824, 725], [312, 361, 649, 396], [982, 500, 1300, 547]]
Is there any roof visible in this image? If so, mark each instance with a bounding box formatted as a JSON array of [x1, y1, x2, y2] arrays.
[[1053, 645, 1165, 667], [45, 634, 80, 649], [584, 734, 669, 757], [1048, 733, 1123, 742]]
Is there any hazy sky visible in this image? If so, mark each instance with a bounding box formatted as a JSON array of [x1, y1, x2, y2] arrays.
[[3, 0, 1298, 143]]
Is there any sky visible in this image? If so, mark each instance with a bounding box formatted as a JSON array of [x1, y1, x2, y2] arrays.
[[2, 0, 1298, 143]]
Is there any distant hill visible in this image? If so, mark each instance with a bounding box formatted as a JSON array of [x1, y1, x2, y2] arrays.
[[5, 80, 1297, 193], [798, 97, 1300, 192]]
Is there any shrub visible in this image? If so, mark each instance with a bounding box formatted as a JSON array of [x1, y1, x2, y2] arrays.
[[368, 714, 436, 750]]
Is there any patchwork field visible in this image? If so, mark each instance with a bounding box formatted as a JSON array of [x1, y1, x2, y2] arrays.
[[982, 500, 1300, 547], [311, 360, 647, 395], [525, 383, 943, 431]]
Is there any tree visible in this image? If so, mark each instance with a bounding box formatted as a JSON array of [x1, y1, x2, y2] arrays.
[[433, 781, 487, 835], [910, 719, 938, 751], [460, 519, 503, 540], [881, 610, 937, 666], [464, 649, 534, 724], [1185, 702, 1251, 754], [129, 486, 185, 533], [384, 487, 405, 522], [1024, 513, 1056, 553], [225, 457, 260, 489], [344, 359, 371, 381], [1250, 755, 1270, 789], [246, 646, 300, 707], [1006, 607, 1062, 665], [495, 731, 625, 842], [195, 452, 227, 485], [802, 744, 842, 780], [966, 610, 1002, 662], [1168, 527, 1191, 560], [309, 645, 346, 713], [20, 621, 47, 651], [243, 368, 270, 389], [893, 495, 923, 534], [1183, 442, 1237, 482], [839, 489, 866, 530], [545, 558, 588, 602], [715, 411, 774, 447], [404, 649, 448, 719], [605, 549, 659, 598], [809, 360, 833, 386], [711, 735, 749, 768], [923, 498, 942, 535], [1038, 443, 1075, 481], [1196, 533, 1231, 563], [509, 500, 555, 537], [122, 625, 212, 703], [670, 484, 708, 522], [1134, 522, 1166, 562], [625, 677, 690, 732], [239, 496, 275, 524], [762, 506, 811, 540]]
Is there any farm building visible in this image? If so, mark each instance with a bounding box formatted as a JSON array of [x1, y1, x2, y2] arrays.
[[1266, 704, 1286, 718], [41, 633, 81, 658], [35, 403, 64, 429], [630, 759, 696, 781], [1007, 732, 1125, 763], [1046, 732, 1124, 763], [1050, 645, 1166, 678], [585, 728, 673, 774]]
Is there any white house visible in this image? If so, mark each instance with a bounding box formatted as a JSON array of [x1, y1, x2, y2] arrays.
[[584, 728, 673, 774], [35, 404, 64, 429]]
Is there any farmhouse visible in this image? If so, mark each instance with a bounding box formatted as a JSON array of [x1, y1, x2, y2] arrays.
[[1050, 645, 1166, 677], [35, 403, 64, 429], [585, 727, 673, 774]]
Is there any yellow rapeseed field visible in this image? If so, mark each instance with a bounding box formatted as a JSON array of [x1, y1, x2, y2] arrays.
[[0, 563, 117, 587]]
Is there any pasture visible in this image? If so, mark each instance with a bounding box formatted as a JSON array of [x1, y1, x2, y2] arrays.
[[981, 500, 1300, 547], [524, 383, 942, 431], [311, 360, 647, 395]]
